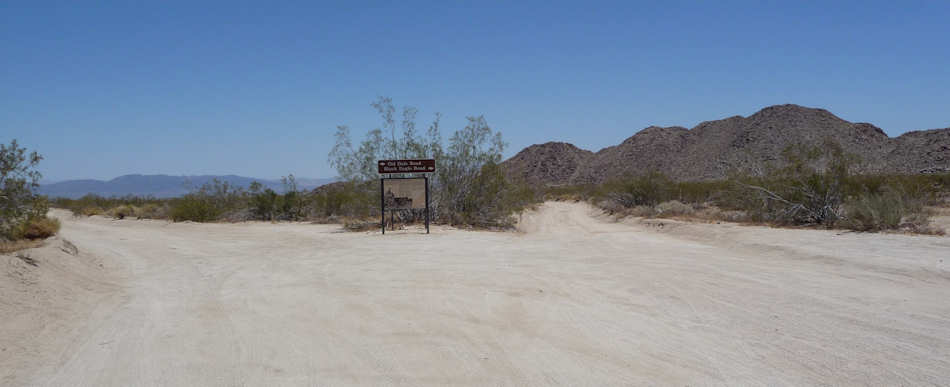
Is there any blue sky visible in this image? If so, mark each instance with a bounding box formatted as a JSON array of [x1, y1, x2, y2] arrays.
[[2, 1, 948, 181]]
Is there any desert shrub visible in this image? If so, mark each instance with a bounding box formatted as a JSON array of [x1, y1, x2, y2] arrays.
[[845, 173, 945, 206], [600, 171, 673, 208], [248, 182, 280, 221], [655, 200, 694, 217], [169, 179, 245, 222], [671, 180, 731, 204], [840, 188, 905, 231], [107, 204, 134, 219], [722, 141, 942, 231], [839, 184, 933, 231], [731, 141, 854, 226], [245, 176, 317, 221], [1, 140, 57, 241], [453, 161, 536, 227], [310, 181, 377, 220], [544, 184, 597, 202], [169, 194, 222, 222], [13, 216, 61, 240], [80, 206, 104, 216], [135, 203, 168, 219], [596, 199, 625, 215], [277, 175, 306, 221]]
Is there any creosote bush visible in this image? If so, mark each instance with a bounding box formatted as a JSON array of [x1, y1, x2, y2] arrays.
[[14, 216, 61, 240], [1, 139, 59, 245], [329, 97, 537, 229], [169, 195, 222, 222]]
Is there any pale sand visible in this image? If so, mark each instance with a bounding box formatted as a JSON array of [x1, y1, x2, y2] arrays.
[[2, 203, 949, 385]]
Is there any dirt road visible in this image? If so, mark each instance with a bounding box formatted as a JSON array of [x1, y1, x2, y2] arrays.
[[3, 203, 950, 385]]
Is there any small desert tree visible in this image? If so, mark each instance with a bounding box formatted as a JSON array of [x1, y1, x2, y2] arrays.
[[435, 116, 507, 221], [1, 139, 58, 240], [329, 98, 529, 226]]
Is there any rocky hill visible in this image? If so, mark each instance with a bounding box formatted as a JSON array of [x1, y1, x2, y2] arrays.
[[503, 104, 949, 184], [502, 142, 593, 185]]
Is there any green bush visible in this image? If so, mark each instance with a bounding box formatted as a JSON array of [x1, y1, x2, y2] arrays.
[[453, 161, 536, 227], [839, 186, 931, 231], [1, 140, 55, 241], [169, 195, 222, 222], [248, 183, 280, 221], [840, 189, 905, 231], [311, 181, 378, 220], [168, 179, 246, 222], [600, 171, 673, 208]]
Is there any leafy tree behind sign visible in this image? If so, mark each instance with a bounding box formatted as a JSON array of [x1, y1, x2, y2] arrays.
[[329, 97, 531, 226]]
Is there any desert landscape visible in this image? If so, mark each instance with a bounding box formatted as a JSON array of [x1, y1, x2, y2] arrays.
[[5, 3, 950, 385], [2, 203, 949, 385]]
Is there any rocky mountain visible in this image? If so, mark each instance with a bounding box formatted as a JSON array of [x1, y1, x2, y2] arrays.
[[503, 104, 949, 185], [40, 174, 337, 198], [502, 142, 593, 185]]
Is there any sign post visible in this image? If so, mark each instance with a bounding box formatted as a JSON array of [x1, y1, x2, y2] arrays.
[[379, 159, 435, 234]]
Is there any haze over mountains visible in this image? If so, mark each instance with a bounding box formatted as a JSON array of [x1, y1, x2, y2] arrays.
[[40, 175, 337, 199], [503, 104, 950, 185]]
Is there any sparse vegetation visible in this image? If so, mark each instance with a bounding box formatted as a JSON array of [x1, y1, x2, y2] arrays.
[[52, 194, 168, 219], [41, 125, 948, 235], [655, 200, 695, 218], [536, 140, 948, 234]]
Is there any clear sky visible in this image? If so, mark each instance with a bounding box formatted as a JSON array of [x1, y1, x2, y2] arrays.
[[2, 1, 948, 182]]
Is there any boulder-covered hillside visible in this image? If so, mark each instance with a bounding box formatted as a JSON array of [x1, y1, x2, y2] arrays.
[[502, 104, 949, 184]]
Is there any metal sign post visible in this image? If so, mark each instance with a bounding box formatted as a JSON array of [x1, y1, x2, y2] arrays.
[[425, 175, 429, 234], [379, 159, 435, 235]]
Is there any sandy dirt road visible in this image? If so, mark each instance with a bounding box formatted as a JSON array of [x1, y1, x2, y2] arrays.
[[2, 202, 950, 385]]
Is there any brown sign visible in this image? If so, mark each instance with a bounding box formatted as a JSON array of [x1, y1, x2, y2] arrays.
[[378, 159, 436, 174]]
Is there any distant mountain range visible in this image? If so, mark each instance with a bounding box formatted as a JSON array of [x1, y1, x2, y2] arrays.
[[502, 104, 950, 185], [39, 175, 337, 199]]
